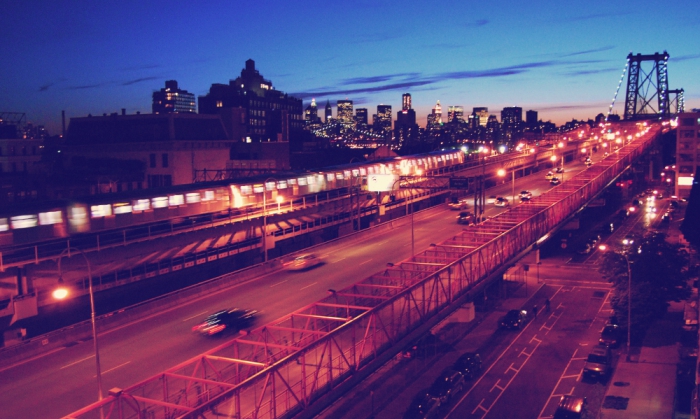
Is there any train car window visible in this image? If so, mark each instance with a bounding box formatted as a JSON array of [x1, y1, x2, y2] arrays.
[[39, 211, 63, 225], [169, 195, 184, 206], [326, 173, 335, 181], [90, 204, 112, 218], [253, 184, 264, 194], [336, 173, 344, 180], [288, 178, 297, 185], [277, 180, 287, 189], [264, 181, 276, 191], [0, 218, 8, 232], [186, 193, 201, 204], [113, 203, 133, 214], [152, 197, 168, 209], [360, 168, 367, 176], [203, 190, 215, 201], [11, 215, 37, 229], [307, 176, 316, 185], [133, 199, 150, 212], [297, 177, 307, 186], [240, 185, 252, 195]]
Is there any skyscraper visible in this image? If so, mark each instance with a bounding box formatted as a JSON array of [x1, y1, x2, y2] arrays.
[[304, 98, 319, 124], [402, 93, 412, 111], [325, 100, 333, 123], [337, 100, 354, 132], [427, 100, 442, 129], [374, 105, 392, 137], [152, 80, 196, 114], [448, 106, 464, 123], [355, 108, 368, 126], [501, 107, 523, 125], [198, 59, 303, 142], [473, 107, 489, 126], [526, 110, 538, 125]]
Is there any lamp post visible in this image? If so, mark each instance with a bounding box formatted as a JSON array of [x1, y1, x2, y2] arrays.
[[599, 243, 633, 361], [53, 247, 103, 402], [261, 178, 277, 263]]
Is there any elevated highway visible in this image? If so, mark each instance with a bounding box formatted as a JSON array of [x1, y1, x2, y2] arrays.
[[63, 121, 666, 418]]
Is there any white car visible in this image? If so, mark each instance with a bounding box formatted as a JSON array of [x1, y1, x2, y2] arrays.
[[284, 254, 323, 271], [519, 190, 532, 201], [494, 197, 510, 207], [545, 171, 554, 180]]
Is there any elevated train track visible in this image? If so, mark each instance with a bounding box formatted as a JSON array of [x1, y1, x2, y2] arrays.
[[65, 121, 664, 419]]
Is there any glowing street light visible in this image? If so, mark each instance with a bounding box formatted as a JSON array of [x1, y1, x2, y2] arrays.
[[54, 248, 103, 403]]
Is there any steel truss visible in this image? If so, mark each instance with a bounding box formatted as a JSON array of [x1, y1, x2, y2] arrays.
[[65, 123, 663, 419], [624, 51, 670, 120]]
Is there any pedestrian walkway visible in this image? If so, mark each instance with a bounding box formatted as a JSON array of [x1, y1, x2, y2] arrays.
[[598, 302, 684, 419], [315, 258, 549, 419]]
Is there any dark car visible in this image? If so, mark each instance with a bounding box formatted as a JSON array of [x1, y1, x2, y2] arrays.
[[499, 309, 528, 329], [553, 395, 587, 419], [555, 166, 564, 173], [192, 308, 257, 336], [454, 352, 482, 379], [404, 391, 441, 419], [456, 211, 474, 225], [428, 368, 465, 403], [550, 177, 561, 185], [583, 345, 612, 381], [401, 333, 441, 360], [599, 324, 621, 347], [494, 196, 510, 207]]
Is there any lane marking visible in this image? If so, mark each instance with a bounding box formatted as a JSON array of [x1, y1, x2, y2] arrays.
[[270, 280, 288, 288], [300, 282, 318, 290], [359, 259, 373, 265], [182, 311, 207, 322], [61, 355, 94, 369], [98, 361, 131, 376]]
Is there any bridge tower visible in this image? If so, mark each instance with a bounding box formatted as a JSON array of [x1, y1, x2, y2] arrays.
[[669, 88, 685, 114], [624, 51, 670, 120]]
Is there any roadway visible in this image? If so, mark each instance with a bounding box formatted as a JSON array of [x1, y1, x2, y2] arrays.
[[0, 161, 588, 419]]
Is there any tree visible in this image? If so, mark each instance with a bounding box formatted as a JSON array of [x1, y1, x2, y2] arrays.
[[598, 232, 694, 338], [681, 178, 700, 250]]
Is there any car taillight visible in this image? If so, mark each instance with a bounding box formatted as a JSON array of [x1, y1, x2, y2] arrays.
[[208, 325, 226, 335]]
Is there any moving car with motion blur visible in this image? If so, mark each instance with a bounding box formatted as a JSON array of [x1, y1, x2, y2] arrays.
[[192, 308, 257, 336], [550, 177, 561, 185], [456, 211, 474, 225], [519, 190, 532, 201], [284, 253, 323, 271], [448, 199, 469, 210], [494, 197, 510, 207]]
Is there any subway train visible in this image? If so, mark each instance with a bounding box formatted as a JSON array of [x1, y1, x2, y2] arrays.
[[0, 150, 464, 246]]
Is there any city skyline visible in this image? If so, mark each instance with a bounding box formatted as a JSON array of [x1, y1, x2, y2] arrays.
[[1, 0, 699, 135]]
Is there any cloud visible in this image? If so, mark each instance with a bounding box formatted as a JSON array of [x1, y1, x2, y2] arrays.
[[68, 83, 109, 90], [536, 103, 608, 112], [672, 53, 700, 62], [340, 73, 421, 86], [120, 64, 162, 71], [294, 80, 435, 100], [563, 46, 615, 57], [353, 32, 403, 44], [122, 77, 159, 86], [439, 61, 558, 80], [39, 83, 53, 92], [565, 67, 620, 76]]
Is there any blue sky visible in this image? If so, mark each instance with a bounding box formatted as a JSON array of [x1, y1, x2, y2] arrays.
[[1, 0, 698, 135]]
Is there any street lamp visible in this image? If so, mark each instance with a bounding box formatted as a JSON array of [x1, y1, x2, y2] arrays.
[[599, 243, 633, 361], [261, 178, 277, 263], [53, 247, 103, 402], [497, 168, 515, 204]]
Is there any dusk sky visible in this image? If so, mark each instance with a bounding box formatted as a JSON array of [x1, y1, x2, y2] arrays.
[[1, 0, 699, 135]]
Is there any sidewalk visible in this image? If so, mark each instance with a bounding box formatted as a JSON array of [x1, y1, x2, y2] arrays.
[[598, 302, 684, 419]]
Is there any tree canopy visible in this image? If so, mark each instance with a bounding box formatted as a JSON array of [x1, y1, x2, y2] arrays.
[[680, 178, 700, 250], [598, 231, 695, 337]]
